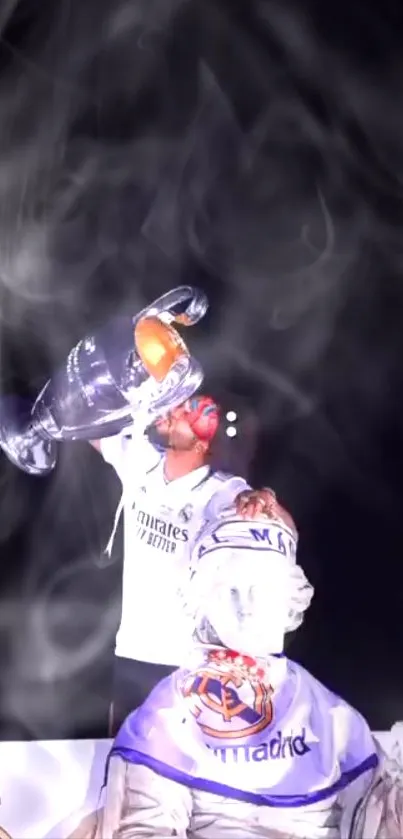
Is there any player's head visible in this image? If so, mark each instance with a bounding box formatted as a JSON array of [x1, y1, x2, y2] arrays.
[[183, 512, 313, 659], [150, 395, 220, 453]]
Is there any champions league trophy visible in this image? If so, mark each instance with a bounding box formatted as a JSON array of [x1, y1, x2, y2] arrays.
[[0, 286, 208, 476]]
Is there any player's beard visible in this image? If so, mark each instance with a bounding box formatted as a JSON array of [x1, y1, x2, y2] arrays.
[[146, 416, 196, 451], [146, 423, 171, 449]]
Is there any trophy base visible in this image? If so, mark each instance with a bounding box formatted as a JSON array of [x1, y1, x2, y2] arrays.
[[0, 401, 57, 475]]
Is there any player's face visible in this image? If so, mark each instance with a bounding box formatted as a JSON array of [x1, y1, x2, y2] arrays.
[[168, 417, 197, 450], [152, 406, 198, 451]]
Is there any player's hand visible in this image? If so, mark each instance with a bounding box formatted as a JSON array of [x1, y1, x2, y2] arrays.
[[234, 488, 297, 534]]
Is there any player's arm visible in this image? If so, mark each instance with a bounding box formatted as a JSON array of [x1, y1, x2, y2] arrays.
[[204, 475, 251, 520], [90, 429, 161, 483], [98, 756, 192, 838], [206, 475, 297, 532], [89, 435, 125, 476], [235, 485, 297, 531]]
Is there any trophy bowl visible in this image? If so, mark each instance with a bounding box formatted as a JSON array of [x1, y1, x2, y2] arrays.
[[0, 286, 208, 475]]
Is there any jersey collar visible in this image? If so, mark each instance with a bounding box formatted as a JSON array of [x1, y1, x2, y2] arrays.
[[161, 462, 211, 491]]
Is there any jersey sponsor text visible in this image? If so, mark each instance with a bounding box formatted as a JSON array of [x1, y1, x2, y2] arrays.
[[250, 526, 296, 559], [131, 501, 189, 554]]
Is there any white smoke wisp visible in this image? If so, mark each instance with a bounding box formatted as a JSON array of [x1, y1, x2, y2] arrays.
[[0, 0, 196, 739]]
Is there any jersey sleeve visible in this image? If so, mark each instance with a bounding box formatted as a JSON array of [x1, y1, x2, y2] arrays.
[[204, 474, 250, 520], [99, 431, 161, 483], [99, 434, 128, 481]]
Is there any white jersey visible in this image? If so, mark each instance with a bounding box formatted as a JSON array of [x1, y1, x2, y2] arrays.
[[100, 432, 249, 666]]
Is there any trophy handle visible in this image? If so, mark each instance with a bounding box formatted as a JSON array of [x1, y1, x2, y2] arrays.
[[0, 397, 57, 476], [133, 286, 208, 329]]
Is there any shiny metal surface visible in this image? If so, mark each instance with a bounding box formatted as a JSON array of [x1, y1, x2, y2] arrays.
[[133, 285, 208, 329], [0, 397, 57, 476], [0, 286, 208, 475]]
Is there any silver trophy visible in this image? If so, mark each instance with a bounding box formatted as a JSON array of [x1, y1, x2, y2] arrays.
[[0, 286, 208, 476]]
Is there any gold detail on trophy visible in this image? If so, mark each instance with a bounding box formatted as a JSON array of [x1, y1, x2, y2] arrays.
[[134, 316, 188, 382], [0, 826, 12, 839]]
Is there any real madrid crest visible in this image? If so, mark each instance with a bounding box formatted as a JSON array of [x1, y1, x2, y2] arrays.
[[179, 504, 193, 523], [181, 659, 274, 740]]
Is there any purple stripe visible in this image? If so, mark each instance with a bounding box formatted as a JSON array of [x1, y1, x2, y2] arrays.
[[200, 543, 288, 559], [110, 747, 378, 808]]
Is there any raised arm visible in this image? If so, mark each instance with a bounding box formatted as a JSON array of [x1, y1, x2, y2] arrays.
[[89, 429, 161, 483]]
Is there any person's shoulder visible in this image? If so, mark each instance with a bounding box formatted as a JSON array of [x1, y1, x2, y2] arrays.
[[289, 658, 336, 698], [134, 668, 187, 731], [202, 470, 248, 517], [287, 660, 377, 788], [207, 469, 249, 494], [209, 468, 245, 483], [289, 658, 368, 724]]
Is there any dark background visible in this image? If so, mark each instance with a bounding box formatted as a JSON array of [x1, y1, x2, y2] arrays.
[[0, 0, 402, 739]]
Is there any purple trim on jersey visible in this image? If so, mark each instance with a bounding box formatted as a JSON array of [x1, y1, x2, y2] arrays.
[[145, 457, 163, 476], [147, 459, 213, 488], [199, 543, 290, 561], [190, 467, 213, 490], [196, 518, 295, 563], [110, 747, 378, 808], [205, 518, 294, 540]]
